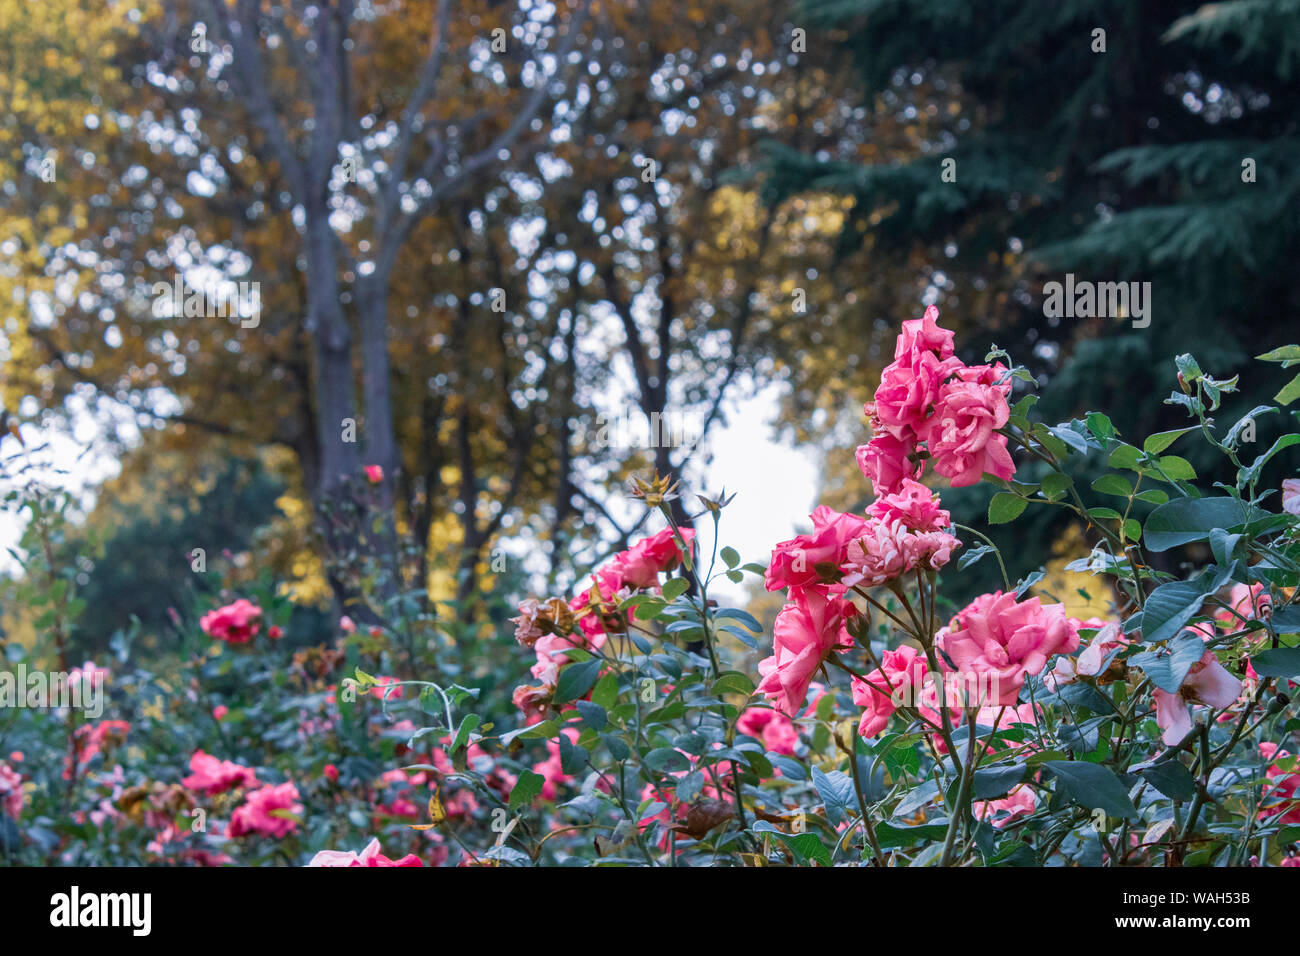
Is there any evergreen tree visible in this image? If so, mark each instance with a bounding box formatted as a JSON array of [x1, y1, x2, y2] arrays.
[[766, 0, 1300, 596]]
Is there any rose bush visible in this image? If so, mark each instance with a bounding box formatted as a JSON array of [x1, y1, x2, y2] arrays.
[[4, 308, 1299, 867]]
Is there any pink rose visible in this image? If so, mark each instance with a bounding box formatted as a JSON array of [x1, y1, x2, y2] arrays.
[[612, 527, 696, 589], [1258, 743, 1300, 825], [851, 644, 928, 738], [869, 348, 962, 440], [757, 588, 858, 716], [364, 464, 384, 484], [974, 785, 1037, 829], [856, 433, 921, 497], [936, 591, 1080, 706], [920, 377, 1015, 487], [182, 750, 259, 795], [736, 707, 800, 756], [307, 838, 424, 867], [1282, 478, 1300, 516], [1214, 582, 1272, 630], [568, 567, 627, 640], [841, 518, 960, 589], [866, 478, 950, 531], [511, 599, 546, 647], [765, 507, 870, 592], [1152, 650, 1243, 745], [894, 305, 956, 360], [0, 762, 23, 819], [228, 782, 302, 838], [199, 598, 262, 644]]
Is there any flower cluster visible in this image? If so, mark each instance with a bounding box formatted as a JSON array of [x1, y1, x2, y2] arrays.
[[857, 305, 1016, 494], [510, 526, 695, 724], [200, 598, 263, 644]]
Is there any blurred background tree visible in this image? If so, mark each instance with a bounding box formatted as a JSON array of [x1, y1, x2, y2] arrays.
[[762, 0, 1300, 602]]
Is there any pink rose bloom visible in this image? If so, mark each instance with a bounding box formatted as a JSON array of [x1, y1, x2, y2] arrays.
[[308, 838, 423, 867], [765, 507, 870, 592], [974, 785, 1037, 829], [894, 305, 955, 361], [511, 598, 546, 647], [936, 591, 1079, 706], [182, 750, 260, 796], [841, 518, 960, 589], [856, 433, 921, 497], [199, 598, 263, 644], [0, 762, 23, 819], [1282, 478, 1300, 516], [612, 527, 696, 589], [870, 348, 962, 440], [228, 782, 303, 838], [866, 478, 950, 531], [568, 566, 627, 640], [1046, 619, 1125, 689], [921, 377, 1015, 487], [1152, 649, 1243, 745], [512, 683, 552, 724], [1214, 582, 1272, 630], [1258, 743, 1300, 825], [851, 644, 928, 738], [736, 707, 800, 756], [364, 464, 384, 484], [757, 588, 858, 716]]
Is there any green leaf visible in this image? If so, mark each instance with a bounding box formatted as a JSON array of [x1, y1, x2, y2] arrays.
[[812, 767, 857, 827], [1044, 761, 1139, 820], [449, 713, 481, 754], [1239, 434, 1300, 486], [1040, 473, 1073, 501], [1144, 427, 1196, 454], [590, 672, 619, 710], [575, 700, 607, 731], [973, 763, 1027, 800], [644, 748, 691, 774], [1175, 353, 1204, 382], [1256, 345, 1300, 364], [1091, 474, 1133, 497], [1085, 411, 1116, 441], [1155, 455, 1196, 480], [509, 770, 545, 811], [989, 493, 1028, 524], [554, 659, 603, 704], [1275, 372, 1300, 406], [499, 719, 558, 746], [780, 831, 833, 866], [712, 671, 755, 697], [1250, 647, 1300, 679], [1138, 761, 1197, 801], [1143, 496, 1262, 551], [875, 821, 950, 849], [661, 578, 690, 601], [1129, 632, 1208, 690], [1108, 444, 1143, 471]]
